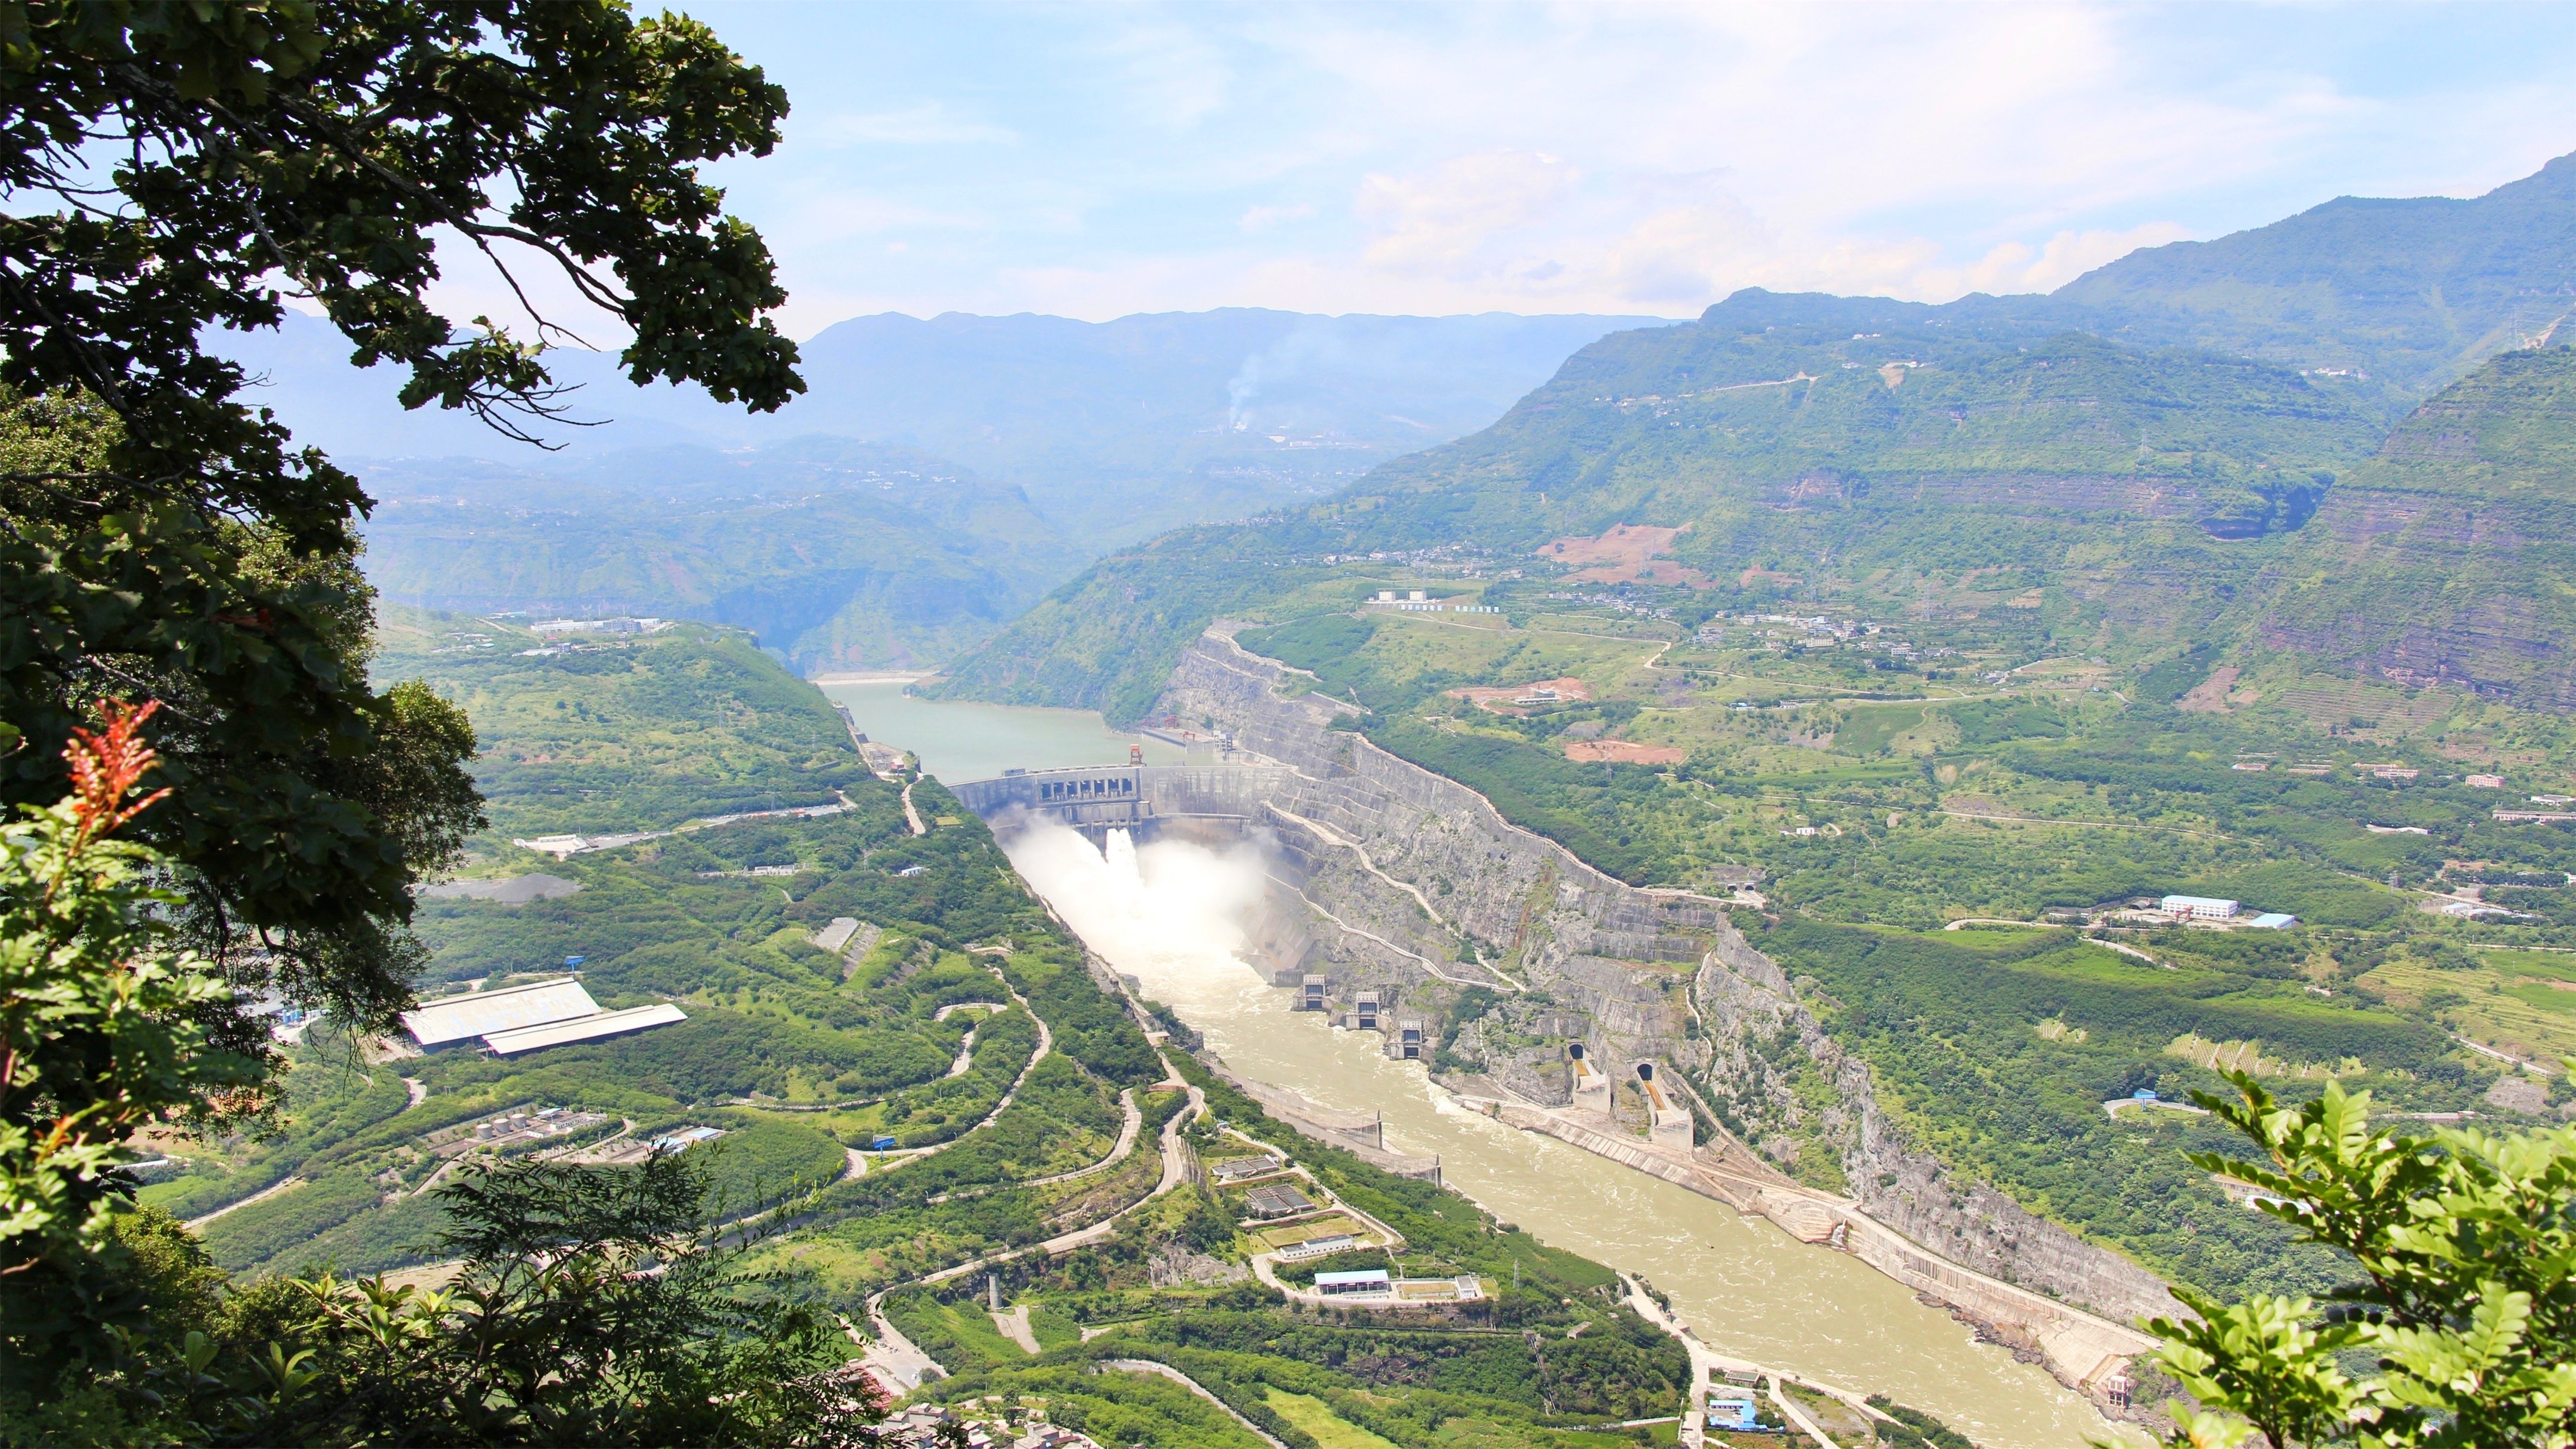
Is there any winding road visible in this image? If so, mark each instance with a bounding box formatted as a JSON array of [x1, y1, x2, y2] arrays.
[[858, 1066, 1209, 1394]]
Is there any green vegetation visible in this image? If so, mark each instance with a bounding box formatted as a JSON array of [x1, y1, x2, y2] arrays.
[[2142, 1074, 2576, 1449], [117, 553, 1698, 1446], [2263, 345, 2576, 711], [875, 1052, 1690, 1449], [1744, 916, 2455, 1296], [2051, 150, 2576, 395], [376, 608, 869, 842], [950, 361, 2576, 1311], [362, 438, 1088, 674]]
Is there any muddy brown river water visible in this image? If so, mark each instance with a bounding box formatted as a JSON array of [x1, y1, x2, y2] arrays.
[[836, 689, 2128, 1448]]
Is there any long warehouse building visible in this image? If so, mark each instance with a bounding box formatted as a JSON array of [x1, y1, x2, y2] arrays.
[[399, 976, 684, 1056]]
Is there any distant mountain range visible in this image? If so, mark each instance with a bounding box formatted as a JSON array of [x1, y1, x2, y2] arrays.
[[277, 307, 1658, 667], [942, 149, 2576, 717], [244, 308, 1660, 549], [2049, 151, 2576, 397], [330, 150, 2576, 685], [357, 437, 1081, 674]]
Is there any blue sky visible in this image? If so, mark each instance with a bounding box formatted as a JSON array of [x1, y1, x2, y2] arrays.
[[447, 2, 2576, 334]]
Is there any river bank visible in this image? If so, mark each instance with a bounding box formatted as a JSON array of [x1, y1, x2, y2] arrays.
[[1000, 821, 2132, 1449]]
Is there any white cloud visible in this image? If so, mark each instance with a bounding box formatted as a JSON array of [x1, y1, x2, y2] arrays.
[[1238, 202, 1315, 234], [1355, 149, 1579, 274], [680, 1, 2576, 325], [1931, 224, 2198, 297]]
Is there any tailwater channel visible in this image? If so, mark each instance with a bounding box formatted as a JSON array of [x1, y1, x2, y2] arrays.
[[833, 689, 2124, 1449]]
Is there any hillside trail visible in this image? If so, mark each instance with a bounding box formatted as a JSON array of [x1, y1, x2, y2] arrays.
[[851, 965, 1055, 1179], [859, 1055, 1208, 1393]]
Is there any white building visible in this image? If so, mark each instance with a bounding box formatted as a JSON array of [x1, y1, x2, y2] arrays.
[[400, 977, 602, 1050], [398, 976, 685, 1056], [2161, 894, 2240, 920]]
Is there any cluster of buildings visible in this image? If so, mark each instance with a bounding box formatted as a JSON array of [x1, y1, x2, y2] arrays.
[[1540, 589, 1676, 619], [882, 1401, 1101, 1449], [397, 976, 686, 1058], [529, 615, 670, 636], [1368, 589, 1503, 615], [1311, 1268, 1487, 1303], [420, 1106, 611, 1162]]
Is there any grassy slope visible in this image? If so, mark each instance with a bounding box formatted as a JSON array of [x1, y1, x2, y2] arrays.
[[374, 606, 868, 840]]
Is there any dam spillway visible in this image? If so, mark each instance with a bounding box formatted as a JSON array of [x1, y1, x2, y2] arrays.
[[844, 683, 2132, 1445], [950, 762, 1294, 843]]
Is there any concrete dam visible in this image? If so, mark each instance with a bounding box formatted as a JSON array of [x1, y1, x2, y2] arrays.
[[946, 629, 2164, 1417], [949, 762, 1292, 845]]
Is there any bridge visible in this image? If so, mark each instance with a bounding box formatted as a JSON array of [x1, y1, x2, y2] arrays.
[[949, 763, 1293, 842]]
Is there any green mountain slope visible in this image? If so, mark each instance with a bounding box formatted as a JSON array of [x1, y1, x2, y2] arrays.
[[361, 437, 1086, 673], [2258, 345, 2576, 709], [1351, 313, 2379, 550], [939, 306, 2389, 718], [2054, 151, 2576, 394], [373, 607, 870, 842]]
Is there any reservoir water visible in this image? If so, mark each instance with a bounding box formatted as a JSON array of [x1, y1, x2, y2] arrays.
[[837, 689, 2128, 1449], [818, 681, 1190, 783]]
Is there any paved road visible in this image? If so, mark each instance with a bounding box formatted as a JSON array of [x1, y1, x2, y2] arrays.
[[855, 967, 1056, 1181], [1096, 1359, 1289, 1449], [183, 1175, 304, 1230], [854, 1057, 1208, 1395]]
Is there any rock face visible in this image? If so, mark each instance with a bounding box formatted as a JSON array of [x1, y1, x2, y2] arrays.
[[1150, 628, 2176, 1400], [1692, 933, 2177, 1328], [1151, 632, 1718, 1073], [2257, 346, 2576, 711]]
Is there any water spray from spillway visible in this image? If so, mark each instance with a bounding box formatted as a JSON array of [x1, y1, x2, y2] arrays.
[[1000, 814, 2118, 1449], [1003, 822, 1271, 988]]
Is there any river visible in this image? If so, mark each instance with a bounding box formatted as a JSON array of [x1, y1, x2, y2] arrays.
[[837, 690, 2128, 1449]]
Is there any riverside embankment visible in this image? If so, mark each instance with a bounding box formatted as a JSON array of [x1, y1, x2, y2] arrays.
[[840, 680, 2139, 1449]]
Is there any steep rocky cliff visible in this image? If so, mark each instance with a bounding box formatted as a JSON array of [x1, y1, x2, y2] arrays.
[[2257, 345, 2576, 709], [1153, 628, 2180, 1348]]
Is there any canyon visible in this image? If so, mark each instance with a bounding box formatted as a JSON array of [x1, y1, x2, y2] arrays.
[[1127, 628, 2172, 1411]]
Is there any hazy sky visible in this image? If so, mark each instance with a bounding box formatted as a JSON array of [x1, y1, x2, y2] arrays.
[[451, 2, 2576, 335]]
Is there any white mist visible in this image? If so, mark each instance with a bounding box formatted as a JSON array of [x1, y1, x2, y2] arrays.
[[1002, 823, 1270, 989]]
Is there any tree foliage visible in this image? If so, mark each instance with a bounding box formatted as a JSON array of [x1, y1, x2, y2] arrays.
[[0, 0, 799, 1032], [2147, 1072, 2576, 1449], [0, 703, 264, 1372]]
